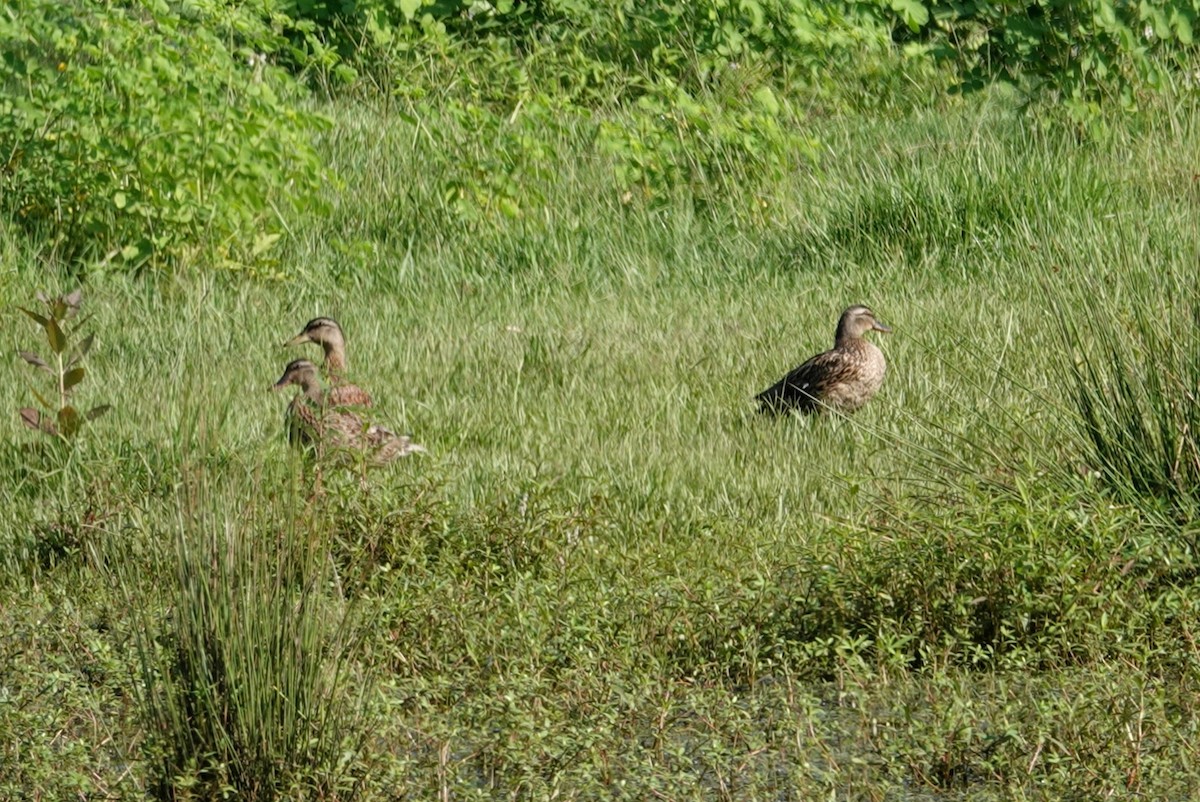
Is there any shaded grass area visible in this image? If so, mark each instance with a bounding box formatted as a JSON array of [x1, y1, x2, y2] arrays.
[[2, 90, 1200, 798]]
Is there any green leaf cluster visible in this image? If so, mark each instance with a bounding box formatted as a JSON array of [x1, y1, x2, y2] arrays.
[[890, 0, 1200, 124], [0, 0, 330, 270], [349, 2, 899, 219]]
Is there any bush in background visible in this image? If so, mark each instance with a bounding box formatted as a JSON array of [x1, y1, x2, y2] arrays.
[[0, 0, 329, 271], [889, 0, 1200, 125]]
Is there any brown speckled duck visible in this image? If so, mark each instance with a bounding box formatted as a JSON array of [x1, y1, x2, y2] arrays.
[[285, 317, 373, 408], [272, 359, 424, 463], [756, 305, 891, 415]]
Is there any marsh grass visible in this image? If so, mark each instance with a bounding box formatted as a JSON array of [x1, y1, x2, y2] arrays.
[[133, 470, 365, 800], [1058, 273, 1200, 521], [4, 87, 1200, 798]]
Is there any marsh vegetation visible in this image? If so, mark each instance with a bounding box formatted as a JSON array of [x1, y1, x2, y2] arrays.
[[3, 0, 1200, 798]]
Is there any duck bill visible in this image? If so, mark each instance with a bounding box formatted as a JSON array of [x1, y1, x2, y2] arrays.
[[284, 332, 312, 347], [271, 374, 292, 391], [872, 322, 893, 333]]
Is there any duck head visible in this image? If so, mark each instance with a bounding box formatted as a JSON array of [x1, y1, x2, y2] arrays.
[[272, 358, 323, 400], [286, 317, 346, 351], [835, 305, 891, 343]]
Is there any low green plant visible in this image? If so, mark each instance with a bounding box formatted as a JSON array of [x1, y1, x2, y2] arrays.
[[135, 480, 365, 800], [17, 289, 109, 439], [1056, 279, 1200, 518], [433, 95, 564, 224], [596, 79, 808, 203]]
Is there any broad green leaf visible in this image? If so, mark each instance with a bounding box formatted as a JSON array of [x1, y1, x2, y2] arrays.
[[1005, 17, 1043, 53], [752, 85, 779, 115], [114, 191, 127, 209], [1146, 7, 1170, 39], [45, 318, 66, 354], [741, 0, 765, 30], [399, 0, 422, 20], [891, 0, 929, 32], [1094, 0, 1117, 28], [498, 197, 521, 219], [85, 404, 112, 421], [19, 306, 49, 327], [252, 231, 281, 256], [58, 405, 80, 438], [1173, 11, 1194, 43], [63, 366, 85, 391]]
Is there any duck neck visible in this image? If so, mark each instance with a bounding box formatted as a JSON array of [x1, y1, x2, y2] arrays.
[[323, 342, 348, 378], [834, 327, 864, 349], [298, 376, 325, 404]]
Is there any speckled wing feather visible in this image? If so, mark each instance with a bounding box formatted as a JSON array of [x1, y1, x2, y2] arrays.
[[323, 409, 372, 450], [366, 424, 426, 464], [756, 350, 849, 415], [286, 395, 422, 463], [326, 383, 373, 409], [286, 396, 366, 448]]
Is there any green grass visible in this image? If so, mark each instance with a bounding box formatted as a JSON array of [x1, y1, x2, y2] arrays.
[[3, 86, 1200, 799]]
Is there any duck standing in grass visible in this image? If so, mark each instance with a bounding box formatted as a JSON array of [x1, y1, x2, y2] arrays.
[[285, 317, 374, 408], [756, 305, 891, 415], [272, 358, 424, 463]]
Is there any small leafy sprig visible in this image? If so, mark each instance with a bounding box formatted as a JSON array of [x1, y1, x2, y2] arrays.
[[18, 289, 110, 439]]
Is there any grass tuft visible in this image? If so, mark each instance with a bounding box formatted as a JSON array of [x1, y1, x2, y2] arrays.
[[1056, 273, 1200, 522], [132, 473, 366, 800]]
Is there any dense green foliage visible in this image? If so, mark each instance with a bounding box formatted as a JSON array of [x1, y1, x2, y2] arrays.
[[0, 0, 327, 270], [3, 0, 1200, 799], [912, 0, 1200, 122], [5, 0, 1195, 273]]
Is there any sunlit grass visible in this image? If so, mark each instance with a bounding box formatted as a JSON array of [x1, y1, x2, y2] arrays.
[[3, 88, 1200, 798]]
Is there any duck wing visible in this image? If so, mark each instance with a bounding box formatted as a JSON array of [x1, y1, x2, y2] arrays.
[[756, 350, 848, 415], [326, 383, 373, 409], [365, 423, 426, 464], [285, 398, 361, 451]]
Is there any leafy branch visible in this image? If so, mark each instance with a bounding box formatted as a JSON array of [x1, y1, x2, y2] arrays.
[[18, 289, 110, 439]]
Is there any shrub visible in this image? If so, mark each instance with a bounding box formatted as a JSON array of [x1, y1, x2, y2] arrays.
[[596, 79, 810, 202], [0, 0, 328, 271], [891, 0, 1200, 124], [135, 485, 365, 800]]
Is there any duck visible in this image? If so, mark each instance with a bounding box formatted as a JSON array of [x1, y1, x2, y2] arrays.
[[285, 317, 373, 408], [272, 358, 424, 463], [756, 305, 891, 415]]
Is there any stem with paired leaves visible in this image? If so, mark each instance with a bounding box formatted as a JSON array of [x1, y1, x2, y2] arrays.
[[18, 289, 110, 439]]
